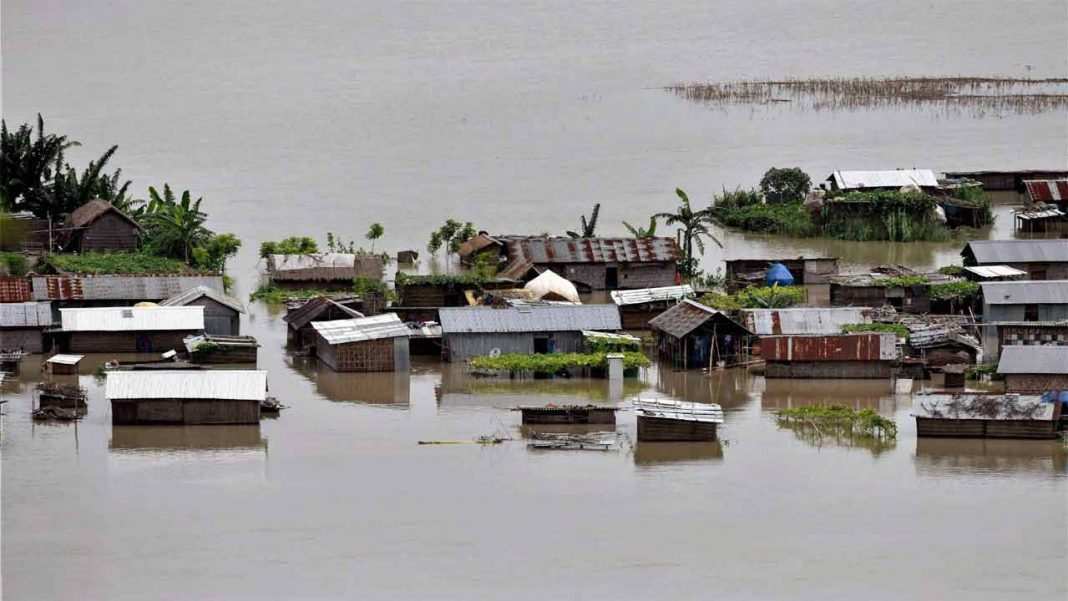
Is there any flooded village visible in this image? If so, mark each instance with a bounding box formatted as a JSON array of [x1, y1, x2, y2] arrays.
[[3, 2, 1068, 599]]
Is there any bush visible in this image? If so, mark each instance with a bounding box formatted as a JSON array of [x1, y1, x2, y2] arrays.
[[759, 167, 811, 204], [259, 236, 318, 259], [42, 252, 189, 275], [937, 265, 967, 277], [931, 280, 980, 301], [250, 283, 332, 304], [821, 190, 948, 242], [710, 202, 818, 237], [469, 352, 650, 374], [0, 251, 29, 276]]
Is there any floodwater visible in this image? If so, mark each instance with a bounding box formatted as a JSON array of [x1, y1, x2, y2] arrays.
[[3, 0, 1068, 599]]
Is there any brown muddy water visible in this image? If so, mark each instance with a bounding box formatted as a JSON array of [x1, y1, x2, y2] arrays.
[[4, 0, 1068, 599]]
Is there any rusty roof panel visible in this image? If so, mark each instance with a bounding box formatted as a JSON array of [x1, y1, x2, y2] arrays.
[[648, 299, 751, 339], [500, 237, 678, 264], [762, 333, 897, 362], [1023, 179, 1068, 203], [32, 275, 224, 301], [0, 277, 32, 303]]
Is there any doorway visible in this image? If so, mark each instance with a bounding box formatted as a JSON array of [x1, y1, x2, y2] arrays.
[[605, 267, 619, 290]]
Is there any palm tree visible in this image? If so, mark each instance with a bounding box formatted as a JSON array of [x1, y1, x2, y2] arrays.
[[0, 115, 80, 215], [566, 203, 600, 238], [47, 145, 133, 217], [655, 188, 722, 279], [141, 185, 211, 262], [622, 216, 658, 238]]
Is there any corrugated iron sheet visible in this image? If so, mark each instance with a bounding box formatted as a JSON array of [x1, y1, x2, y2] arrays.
[[633, 398, 724, 424], [283, 297, 364, 330], [762, 332, 897, 361], [912, 393, 1054, 420], [0, 276, 32, 303], [741, 307, 871, 335], [997, 346, 1068, 374], [438, 304, 620, 334], [647, 299, 748, 339], [0, 302, 54, 328], [963, 265, 1027, 279], [32, 275, 224, 301], [1023, 179, 1068, 203], [981, 280, 1068, 305], [831, 169, 939, 189], [60, 306, 204, 332], [159, 285, 245, 313], [106, 369, 267, 401], [312, 313, 409, 345], [267, 253, 383, 281], [501, 236, 678, 264], [610, 285, 693, 306], [46, 354, 84, 365], [963, 240, 1068, 265]]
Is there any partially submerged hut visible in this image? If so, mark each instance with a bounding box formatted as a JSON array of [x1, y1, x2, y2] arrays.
[[159, 286, 245, 336], [761, 332, 898, 378], [830, 266, 945, 314], [634, 398, 723, 442], [184, 334, 259, 364], [312, 313, 410, 372], [283, 296, 365, 350], [648, 299, 752, 369], [610, 284, 693, 329], [63, 199, 142, 253], [1023, 179, 1068, 210], [824, 169, 940, 192], [46, 354, 83, 375], [516, 405, 618, 425], [267, 253, 384, 290], [0, 301, 54, 353], [724, 257, 838, 290], [438, 304, 621, 361], [961, 240, 1068, 280], [106, 369, 267, 425], [942, 170, 1068, 192], [979, 280, 1068, 358], [58, 306, 204, 353], [997, 346, 1068, 392], [913, 393, 1061, 439]]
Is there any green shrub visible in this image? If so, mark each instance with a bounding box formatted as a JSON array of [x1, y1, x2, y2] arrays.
[[0, 251, 29, 276], [878, 274, 929, 288], [931, 280, 980, 301], [937, 265, 967, 277], [250, 283, 332, 304], [469, 352, 650, 374], [711, 202, 818, 237], [43, 252, 189, 275], [776, 404, 897, 439], [259, 236, 318, 259]]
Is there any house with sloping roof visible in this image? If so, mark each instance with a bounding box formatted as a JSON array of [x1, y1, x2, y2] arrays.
[[160, 286, 245, 335], [724, 257, 839, 290], [648, 299, 752, 369], [32, 274, 225, 304], [962, 240, 1068, 280], [438, 304, 621, 361], [996, 346, 1068, 392], [980, 280, 1068, 360], [63, 199, 142, 253], [825, 169, 940, 192], [267, 253, 384, 289], [106, 369, 266, 425], [0, 301, 54, 353], [58, 306, 204, 353], [283, 296, 365, 350], [1023, 179, 1068, 210], [610, 284, 693, 329], [312, 313, 410, 372]]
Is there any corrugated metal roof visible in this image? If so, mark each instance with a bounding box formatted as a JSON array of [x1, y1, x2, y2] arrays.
[[312, 313, 409, 345], [60, 306, 204, 332], [32, 275, 225, 301], [610, 285, 693, 306], [438, 304, 621, 334], [981, 280, 1068, 305], [0, 302, 54, 328], [830, 169, 939, 190], [1023, 179, 1068, 202], [407, 321, 442, 339], [963, 240, 1068, 265], [0, 276, 32, 303], [283, 297, 365, 330], [106, 369, 267, 401], [761, 332, 898, 361], [1015, 207, 1065, 221], [647, 299, 748, 339], [740, 307, 871, 335], [500, 236, 678, 264], [46, 354, 83, 365], [634, 399, 724, 424], [964, 265, 1028, 279], [267, 253, 383, 281], [159, 286, 245, 313], [997, 346, 1068, 375], [582, 330, 641, 344], [912, 393, 1055, 420]]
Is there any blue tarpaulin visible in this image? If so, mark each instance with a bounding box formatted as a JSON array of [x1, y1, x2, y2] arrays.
[[766, 263, 795, 287]]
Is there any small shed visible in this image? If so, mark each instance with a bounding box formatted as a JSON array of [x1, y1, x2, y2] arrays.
[[761, 332, 898, 378], [0, 301, 54, 353], [312, 313, 410, 372], [267, 253, 384, 289], [438, 304, 621, 361], [913, 393, 1061, 439], [106, 369, 266, 425], [184, 334, 259, 364], [962, 240, 1068, 280], [648, 299, 752, 369], [63, 199, 142, 253], [997, 346, 1068, 392], [46, 354, 84, 375], [59, 306, 205, 353], [634, 398, 723, 442], [283, 296, 365, 350], [160, 286, 245, 335], [610, 284, 693, 329]]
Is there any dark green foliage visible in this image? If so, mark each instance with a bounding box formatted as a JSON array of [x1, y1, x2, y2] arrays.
[[365, 223, 385, 252], [759, 167, 811, 204], [656, 188, 721, 279], [931, 280, 980, 301], [259, 236, 319, 258], [249, 284, 331, 303], [951, 186, 995, 225], [0, 115, 79, 214], [877, 274, 929, 287], [822, 190, 947, 242], [469, 351, 650, 374], [395, 272, 488, 290], [567, 204, 600, 238], [427, 219, 477, 272], [843, 322, 909, 337], [191, 233, 241, 273], [139, 185, 211, 262], [352, 275, 389, 297], [697, 285, 803, 311], [710, 202, 818, 237], [937, 265, 967, 277]]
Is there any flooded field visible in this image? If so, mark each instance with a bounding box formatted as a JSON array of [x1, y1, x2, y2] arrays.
[[3, 0, 1068, 598]]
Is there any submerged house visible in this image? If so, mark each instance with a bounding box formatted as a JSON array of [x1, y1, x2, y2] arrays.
[[961, 240, 1068, 280], [724, 257, 839, 290], [32, 274, 225, 306], [267, 253, 384, 290], [438, 304, 621, 361], [312, 313, 410, 373], [829, 267, 947, 314], [469, 236, 679, 291], [994, 320, 1068, 360], [106, 369, 266, 425], [0, 301, 54, 353], [824, 169, 940, 192], [610, 284, 693, 329], [58, 306, 204, 353], [761, 332, 898, 378], [63, 199, 142, 253], [979, 280, 1068, 359], [283, 296, 365, 350], [913, 392, 1060, 439], [159, 286, 245, 336], [648, 299, 753, 369], [997, 346, 1068, 392]]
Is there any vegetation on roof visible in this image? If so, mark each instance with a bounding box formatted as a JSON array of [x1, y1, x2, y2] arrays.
[[258, 236, 319, 258], [395, 272, 489, 290], [931, 280, 981, 301], [697, 284, 804, 312], [469, 351, 650, 374], [41, 252, 190, 275], [874, 274, 930, 288], [936, 264, 967, 277], [250, 275, 392, 305], [842, 322, 909, 337]]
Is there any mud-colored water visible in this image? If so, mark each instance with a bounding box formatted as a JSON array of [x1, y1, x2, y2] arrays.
[[3, 0, 1067, 599]]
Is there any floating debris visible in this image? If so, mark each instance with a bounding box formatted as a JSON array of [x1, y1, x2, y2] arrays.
[[260, 397, 286, 416], [32, 406, 82, 421], [527, 431, 622, 451]]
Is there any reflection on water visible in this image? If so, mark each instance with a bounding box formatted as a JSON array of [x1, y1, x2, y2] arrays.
[[439, 364, 648, 408], [633, 441, 724, 467], [288, 355, 410, 406], [110, 425, 265, 452], [761, 378, 899, 413], [915, 438, 1068, 477], [654, 365, 756, 410]]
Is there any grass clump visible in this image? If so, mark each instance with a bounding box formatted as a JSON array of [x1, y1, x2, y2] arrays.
[[42, 252, 190, 275], [843, 322, 909, 337], [469, 352, 650, 375]]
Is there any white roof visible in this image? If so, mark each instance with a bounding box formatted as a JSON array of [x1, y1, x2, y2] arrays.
[[46, 354, 84, 365], [581, 330, 641, 344], [963, 265, 1028, 279], [831, 169, 939, 190], [610, 285, 693, 306], [105, 370, 267, 401], [159, 285, 245, 313], [60, 306, 204, 332], [741, 307, 871, 335], [633, 398, 724, 424], [0, 302, 53, 328], [524, 270, 580, 303], [268, 253, 358, 270], [312, 313, 409, 345]]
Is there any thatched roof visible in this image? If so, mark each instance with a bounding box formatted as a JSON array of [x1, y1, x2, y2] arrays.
[[67, 199, 142, 230]]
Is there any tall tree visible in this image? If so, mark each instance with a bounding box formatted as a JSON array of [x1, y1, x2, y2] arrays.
[[365, 222, 385, 252], [140, 184, 211, 262], [655, 188, 722, 279], [0, 115, 79, 214], [47, 145, 131, 217]]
